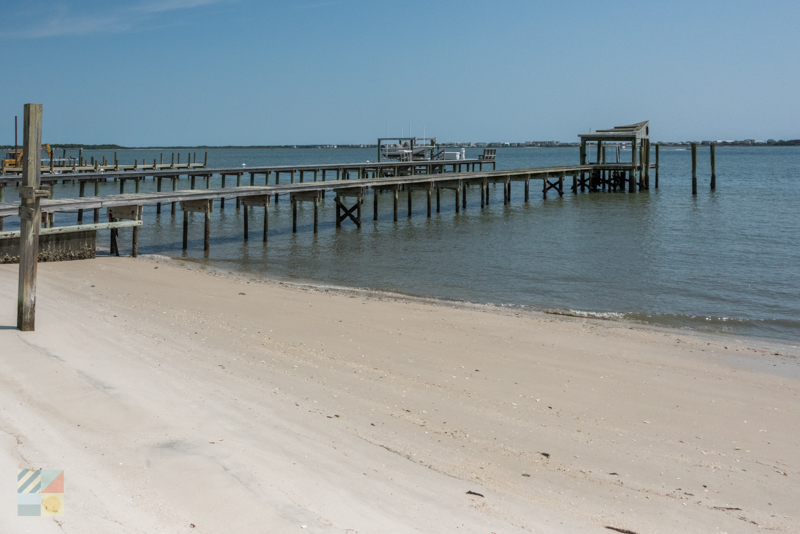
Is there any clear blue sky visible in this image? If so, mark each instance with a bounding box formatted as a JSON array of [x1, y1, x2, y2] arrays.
[[2, 0, 798, 145]]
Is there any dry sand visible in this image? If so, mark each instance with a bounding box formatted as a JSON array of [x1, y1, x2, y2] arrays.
[[1, 256, 798, 533]]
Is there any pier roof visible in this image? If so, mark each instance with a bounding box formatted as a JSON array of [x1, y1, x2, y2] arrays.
[[579, 121, 649, 142]]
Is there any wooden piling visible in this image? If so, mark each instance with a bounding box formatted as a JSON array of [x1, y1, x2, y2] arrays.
[[691, 143, 698, 195], [131, 206, 142, 257], [313, 197, 319, 233], [630, 139, 638, 193], [373, 190, 378, 221], [427, 188, 432, 218], [655, 144, 660, 189], [182, 212, 189, 250], [710, 144, 716, 190], [204, 209, 210, 252], [94, 180, 100, 223], [243, 204, 249, 240], [17, 103, 44, 331], [264, 199, 269, 243], [171, 177, 177, 215], [156, 177, 162, 214], [78, 181, 85, 223]]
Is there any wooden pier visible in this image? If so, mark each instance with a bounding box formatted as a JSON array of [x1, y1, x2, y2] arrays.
[[1, 150, 207, 175], [1, 121, 658, 256], [0, 161, 656, 253]]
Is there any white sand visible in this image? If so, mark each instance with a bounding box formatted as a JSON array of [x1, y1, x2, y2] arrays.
[[1, 257, 798, 533]]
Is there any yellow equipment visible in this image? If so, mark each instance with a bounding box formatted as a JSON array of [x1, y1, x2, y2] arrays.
[[2, 144, 51, 170]]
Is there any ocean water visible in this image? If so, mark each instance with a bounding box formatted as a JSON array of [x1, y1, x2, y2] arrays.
[[12, 146, 800, 343]]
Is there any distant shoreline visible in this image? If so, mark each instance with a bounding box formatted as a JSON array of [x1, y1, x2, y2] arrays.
[[4, 142, 800, 150]]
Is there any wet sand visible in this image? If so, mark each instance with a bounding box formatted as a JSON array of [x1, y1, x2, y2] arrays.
[[1, 256, 798, 533]]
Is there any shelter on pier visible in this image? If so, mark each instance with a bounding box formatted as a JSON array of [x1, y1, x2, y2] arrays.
[[579, 121, 651, 191]]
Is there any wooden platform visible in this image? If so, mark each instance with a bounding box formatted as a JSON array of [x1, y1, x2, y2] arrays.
[[0, 162, 653, 220]]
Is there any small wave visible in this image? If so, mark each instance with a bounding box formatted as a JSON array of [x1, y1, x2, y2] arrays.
[[544, 309, 626, 320]]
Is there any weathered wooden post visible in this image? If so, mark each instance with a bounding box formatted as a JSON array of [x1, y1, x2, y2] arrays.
[[710, 144, 716, 190], [292, 197, 298, 232], [691, 143, 698, 195], [77, 181, 85, 223], [243, 204, 249, 240], [94, 180, 100, 223], [427, 186, 432, 218], [629, 139, 638, 193], [17, 104, 47, 331], [655, 144, 659, 189]]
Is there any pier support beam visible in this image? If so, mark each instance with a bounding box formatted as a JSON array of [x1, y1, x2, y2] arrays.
[[437, 180, 462, 214], [655, 144, 660, 189], [334, 187, 365, 228], [180, 199, 213, 251], [291, 191, 321, 233], [691, 143, 698, 195], [407, 182, 434, 219], [240, 195, 271, 243]]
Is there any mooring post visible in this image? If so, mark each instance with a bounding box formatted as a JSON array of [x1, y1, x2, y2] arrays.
[[630, 139, 638, 193], [264, 202, 269, 243], [171, 177, 177, 215], [204, 207, 210, 252], [710, 144, 716, 190], [524, 176, 529, 202], [109, 216, 119, 256], [314, 196, 319, 233], [691, 143, 698, 195], [408, 187, 412, 217], [220, 175, 226, 209], [655, 144, 660, 189], [94, 180, 100, 222], [243, 204, 249, 241], [132, 206, 142, 258], [427, 187, 432, 218], [17, 104, 44, 331], [156, 177, 162, 214], [393, 189, 399, 221], [373, 189, 378, 221], [292, 198, 297, 233], [182, 210, 189, 250], [78, 181, 85, 223]]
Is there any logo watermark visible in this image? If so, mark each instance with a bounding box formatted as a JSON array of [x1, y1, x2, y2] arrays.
[[18, 469, 64, 517]]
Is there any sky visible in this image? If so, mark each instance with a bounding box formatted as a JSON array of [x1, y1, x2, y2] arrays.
[[1, 0, 799, 145]]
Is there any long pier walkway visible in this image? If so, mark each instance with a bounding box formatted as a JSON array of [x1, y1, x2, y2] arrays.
[[1, 161, 655, 242]]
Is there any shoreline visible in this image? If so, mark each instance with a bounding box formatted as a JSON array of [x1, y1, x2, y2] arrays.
[[2, 256, 798, 532], [152, 253, 800, 358]]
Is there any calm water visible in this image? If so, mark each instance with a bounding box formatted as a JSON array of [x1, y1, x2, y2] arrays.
[[14, 146, 800, 343]]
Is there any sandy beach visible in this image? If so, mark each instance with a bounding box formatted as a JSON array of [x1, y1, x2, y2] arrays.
[[1, 256, 798, 533]]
